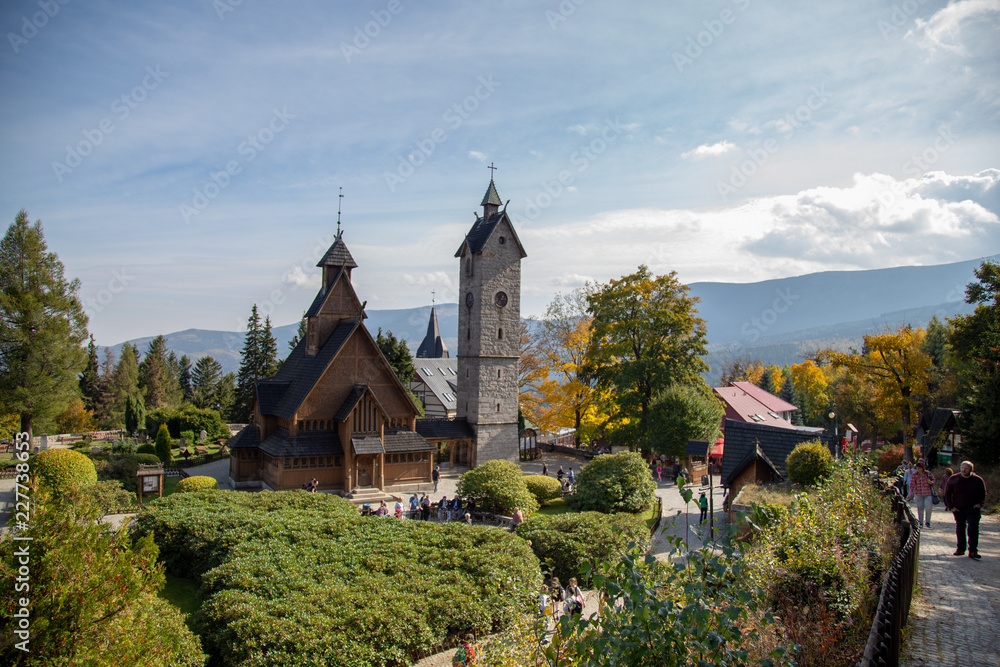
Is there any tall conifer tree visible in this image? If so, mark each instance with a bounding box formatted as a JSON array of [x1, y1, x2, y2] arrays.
[[234, 305, 278, 422], [0, 210, 89, 436]]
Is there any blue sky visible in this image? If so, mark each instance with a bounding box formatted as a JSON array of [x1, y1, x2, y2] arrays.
[[1, 0, 998, 347]]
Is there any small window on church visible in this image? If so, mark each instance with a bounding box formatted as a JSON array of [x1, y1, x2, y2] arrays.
[[496, 403, 500, 412], [498, 328, 503, 339], [497, 369, 501, 379], [466, 258, 472, 276], [467, 328, 470, 340]]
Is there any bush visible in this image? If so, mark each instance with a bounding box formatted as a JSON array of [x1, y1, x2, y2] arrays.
[[786, 440, 834, 486], [147, 405, 228, 441], [876, 445, 904, 474], [32, 449, 97, 492], [523, 474, 562, 506], [135, 491, 540, 667], [572, 451, 656, 514], [110, 439, 136, 455], [154, 424, 173, 464], [457, 459, 539, 516], [136, 453, 161, 465], [98, 454, 140, 493], [515, 511, 648, 585], [180, 430, 196, 446], [136, 443, 157, 455], [177, 476, 219, 493]]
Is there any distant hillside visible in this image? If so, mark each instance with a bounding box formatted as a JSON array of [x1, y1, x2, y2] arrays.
[[105, 256, 995, 377]]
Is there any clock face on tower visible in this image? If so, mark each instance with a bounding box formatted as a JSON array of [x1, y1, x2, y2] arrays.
[[494, 291, 508, 308], [465, 292, 474, 308]]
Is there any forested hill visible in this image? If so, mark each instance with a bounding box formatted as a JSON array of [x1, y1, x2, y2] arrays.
[[105, 255, 996, 376]]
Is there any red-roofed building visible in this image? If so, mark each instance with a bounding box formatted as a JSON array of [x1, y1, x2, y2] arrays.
[[713, 382, 800, 431]]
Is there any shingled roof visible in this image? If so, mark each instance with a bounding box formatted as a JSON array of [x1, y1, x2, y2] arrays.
[[416, 306, 449, 358], [720, 419, 834, 485], [385, 428, 437, 452], [481, 179, 502, 206], [228, 425, 260, 449], [352, 436, 385, 455], [316, 232, 357, 269], [723, 441, 784, 487], [415, 418, 475, 440], [256, 381, 290, 416], [258, 426, 344, 458], [267, 318, 360, 420]]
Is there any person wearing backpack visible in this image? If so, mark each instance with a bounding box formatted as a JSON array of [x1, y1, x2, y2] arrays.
[[453, 634, 476, 666]]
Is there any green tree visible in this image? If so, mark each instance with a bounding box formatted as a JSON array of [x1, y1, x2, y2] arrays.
[[79, 334, 101, 412], [585, 265, 708, 450], [191, 355, 224, 409], [0, 487, 206, 666], [646, 381, 724, 458], [0, 210, 89, 437], [287, 313, 307, 352], [139, 335, 180, 410], [177, 354, 193, 403], [949, 260, 1000, 463], [785, 439, 834, 486], [234, 305, 279, 422], [376, 327, 415, 385], [110, 343, 140, 427], [456, 459, 539, 516], [124, 392, 145, 435], [154, 423, 172, 463]]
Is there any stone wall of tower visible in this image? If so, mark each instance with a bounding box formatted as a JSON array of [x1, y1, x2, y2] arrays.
[[457, 215, 522, 465]]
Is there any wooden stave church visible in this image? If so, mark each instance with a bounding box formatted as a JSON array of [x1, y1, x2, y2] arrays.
[[228, 232, 437, 493]]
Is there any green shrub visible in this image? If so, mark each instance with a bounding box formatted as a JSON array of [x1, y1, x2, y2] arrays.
[[136, 443, 157, 455], [180, 430, 196, 446], [457, 459, 539, 516], [786, 440, 834, 486], [154, 424, 173, 464], [111, 439, 137, 455], [136, 453, 161, 465], [147, 405, 227, 441], [876, 445, 904, 474], [32, 449, 97, 492], [98, 454, 140, 493], [515, 511, 648, 585], [749, 501, 789, 532], [135, 491, 540, 667], [572, 451, 656, 514], [523, 474, 562, 505], [177, 476, 219, 493]]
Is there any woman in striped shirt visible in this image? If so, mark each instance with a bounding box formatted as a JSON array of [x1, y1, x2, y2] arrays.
[[908, 460, 936, 527]]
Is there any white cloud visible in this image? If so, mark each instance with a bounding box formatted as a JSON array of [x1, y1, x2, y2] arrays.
[[681, 141, 739, 160], [282, 265, 320, 290], [468, 150, 487, 162], [567, 124, 590, 135], [909, 0, 1000, 54]]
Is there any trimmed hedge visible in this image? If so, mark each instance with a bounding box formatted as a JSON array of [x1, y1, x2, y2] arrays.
[[523, 474, 562, 506], [176, 476, 219, 493], [147, 405, 228, 441], [515, 512, 649, 585], [135, 491, 541, 667], [786, 440, 834, 486], [32, 449, 97, 491], [572, 451, 657, 514], [456, 459, 539, 516]]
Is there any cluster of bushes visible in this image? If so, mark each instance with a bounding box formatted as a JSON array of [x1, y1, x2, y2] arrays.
[[457, 459, 539, 515], [515, 511, 649, 585], [176, 476, 218, 493], [572, 451, 656, 514], [147, 405, 228, 442], [742, 460, 896, 665], [523, 474, 562, 506], [876, 445, 905, 474], [135, 491, 541, 667]]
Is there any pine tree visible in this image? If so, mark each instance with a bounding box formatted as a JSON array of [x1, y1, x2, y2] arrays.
[[154, 423, 172, 463], [0, 210, 90, 437], [191, 355, 223, 409], [111, 343, 140, 427], [288, 313, 307, 352], [79, 335, 101, 412], [234, 305, 278, 422], [124, 392, 145, 435], [139, 335, 179, 409], [177, 354, 193, 402]]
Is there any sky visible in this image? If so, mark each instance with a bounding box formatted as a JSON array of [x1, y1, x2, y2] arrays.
[[1, 0, 998, 347]]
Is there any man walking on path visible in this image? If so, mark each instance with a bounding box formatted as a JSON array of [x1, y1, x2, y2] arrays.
[[433, 465, 440, 492], [944, 460, 987, 559]]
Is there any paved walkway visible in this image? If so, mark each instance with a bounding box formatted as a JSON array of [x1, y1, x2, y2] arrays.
[[901, 508, 1000, 667]]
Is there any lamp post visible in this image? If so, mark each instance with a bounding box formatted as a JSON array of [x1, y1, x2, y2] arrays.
[[828, 405, 838, 457]]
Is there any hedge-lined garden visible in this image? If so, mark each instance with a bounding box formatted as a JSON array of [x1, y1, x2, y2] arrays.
[[135, 491, 542, 667]]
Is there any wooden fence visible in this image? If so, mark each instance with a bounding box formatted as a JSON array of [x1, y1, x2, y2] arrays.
[[858, 479, 920, 667]]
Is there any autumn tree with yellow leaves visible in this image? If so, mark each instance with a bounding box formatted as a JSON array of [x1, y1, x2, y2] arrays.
[[817, 326, 931, 459]]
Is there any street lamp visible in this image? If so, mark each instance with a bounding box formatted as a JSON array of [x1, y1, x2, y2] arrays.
[[828, 405, 838, 457]]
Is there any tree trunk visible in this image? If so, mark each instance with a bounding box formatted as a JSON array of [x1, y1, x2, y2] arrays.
[[19, 413, 32, 441]]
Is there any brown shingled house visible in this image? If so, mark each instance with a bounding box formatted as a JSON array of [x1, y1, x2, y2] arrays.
[[228, 231, 435, 493]]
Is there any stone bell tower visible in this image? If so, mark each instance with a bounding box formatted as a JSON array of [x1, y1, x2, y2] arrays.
[[454, 175, 526, 465]]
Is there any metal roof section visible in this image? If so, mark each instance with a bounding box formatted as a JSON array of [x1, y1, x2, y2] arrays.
[[416, 305, 449, 358], [728, 382, 799, 414], [714, 386, 799, 430], [413, 358, 458, 411]]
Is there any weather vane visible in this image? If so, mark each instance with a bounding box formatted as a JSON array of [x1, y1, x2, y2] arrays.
[[431, 290, 436, 306], [337, 187, 344, 237]]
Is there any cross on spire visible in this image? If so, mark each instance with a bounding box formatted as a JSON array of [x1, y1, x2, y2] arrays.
[[488, 162, 498, 177], [431, 290, 436, 306]]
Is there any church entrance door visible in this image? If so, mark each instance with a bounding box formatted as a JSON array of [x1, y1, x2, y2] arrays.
[[357, 457, 372, 487]]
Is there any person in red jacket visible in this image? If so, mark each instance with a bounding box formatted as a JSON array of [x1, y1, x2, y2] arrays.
[[944, 460, 988, 560]]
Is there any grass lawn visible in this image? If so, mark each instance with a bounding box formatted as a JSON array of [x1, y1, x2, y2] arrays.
[[159, 573, 201, 629], [162, 475, 181, 497]]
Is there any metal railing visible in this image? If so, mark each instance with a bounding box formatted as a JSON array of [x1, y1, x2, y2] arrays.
[[859, 481, 920, 667]]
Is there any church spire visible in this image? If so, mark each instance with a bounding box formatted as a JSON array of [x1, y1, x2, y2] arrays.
[[416, 302, 449, 359], [481, 163, 501, 218]]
